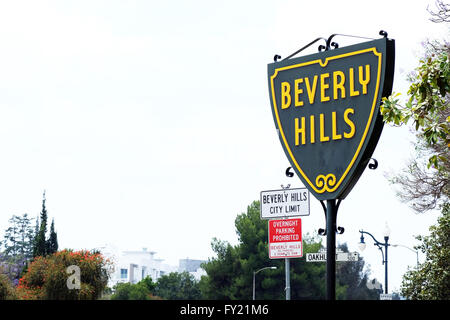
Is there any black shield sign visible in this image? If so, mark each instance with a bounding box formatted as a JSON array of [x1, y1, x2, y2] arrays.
[[268, 38, 395, 200]]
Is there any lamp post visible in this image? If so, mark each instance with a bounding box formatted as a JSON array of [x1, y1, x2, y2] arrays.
[[392, 244, 419, 268], [252, 266, 277, 300], [359, 222, 391, 294]]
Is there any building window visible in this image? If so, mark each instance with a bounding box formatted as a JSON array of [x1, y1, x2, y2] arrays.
[[120, 268, 128, 279]]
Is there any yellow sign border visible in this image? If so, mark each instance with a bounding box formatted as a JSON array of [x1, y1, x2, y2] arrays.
[[270, 48, 382, 194]]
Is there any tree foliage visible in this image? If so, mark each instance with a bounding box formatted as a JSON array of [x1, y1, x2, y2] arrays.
[[380, 41, 449, 169], [111, 276, 160, 300], [33, 193, 49, 258], [381, 39, 449, 212], [1, 214, 35, 260], [0, 214, 36, 288], [155, 272, 201, 300], [16, 249, 112, 300], [200, 200, 379, 300], [46, 219, 58, 255], [380, 7, 450, 298], [32, 192, 58, 258], [1, 194, 59, 289], [0, 274, 16, 300], [401, 203, 450, 299], [110, 272, 200, 300]]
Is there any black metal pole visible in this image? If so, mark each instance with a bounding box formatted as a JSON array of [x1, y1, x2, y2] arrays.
[[384, 237, 388, 294], [326, 199, 337, 300]]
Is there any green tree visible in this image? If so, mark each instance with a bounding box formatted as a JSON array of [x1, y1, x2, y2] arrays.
[[46, 219, 58, 255], [287, 237, 329, 300], [0, 214, 36, 286], [380, 6, 449, 299], [401, 203, 450, 299], [33, 192, 48, 258], [200, 200, 375, 300], [154, 271, 201, 300], [0, 274, 16, 300], [380, 40, 449, 213], [110, 282, 134, 300], [199, 238, 242, 299], [111, 276, 158, 300], [233, 200, 284, 300], [1, 213, 35, 260], [380, 41, 449, 170], [32, 192, 59, 258]]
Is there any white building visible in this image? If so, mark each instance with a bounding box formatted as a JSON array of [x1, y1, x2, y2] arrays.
[[98, 245, 205, 288]]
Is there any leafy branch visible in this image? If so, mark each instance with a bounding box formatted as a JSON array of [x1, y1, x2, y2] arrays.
[[381, 45, 449, 171]]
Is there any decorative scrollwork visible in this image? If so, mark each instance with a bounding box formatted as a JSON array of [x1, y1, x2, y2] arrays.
[[318, 200, 327, 236], [315, 173, 337, 193], [368, 158, 378, 170], [379, 30, 388, 38], [318, 199, 344, 236], [285, 167, 294, 178], [277, 31, 384, 62]]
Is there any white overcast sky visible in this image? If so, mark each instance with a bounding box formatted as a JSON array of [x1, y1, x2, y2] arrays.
[[0, 0, 447, 293]]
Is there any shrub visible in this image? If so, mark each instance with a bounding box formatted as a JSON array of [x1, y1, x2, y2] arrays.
[[0, 274, 16, 300], [16, 249, 113, 300], [111, 276, 158, 300]]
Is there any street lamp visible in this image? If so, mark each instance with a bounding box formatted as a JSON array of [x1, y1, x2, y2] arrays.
[[392, 244, 419, 268], [252, 266, 277, 300], [359, 223, 390, 294]]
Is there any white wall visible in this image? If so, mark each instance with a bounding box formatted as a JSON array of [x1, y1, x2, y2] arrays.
[[101, 246, 180, 288]]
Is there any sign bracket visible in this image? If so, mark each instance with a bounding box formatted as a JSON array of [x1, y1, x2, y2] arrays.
[[274, 30, 388, 62], [318, 199, 344, 236]]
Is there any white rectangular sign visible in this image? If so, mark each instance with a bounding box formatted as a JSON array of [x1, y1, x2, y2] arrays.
[[306, 252, 359, 262], [380, 294, 393, 300], [306, 252, 327, 262], [337, 252, 359, 262], [260, 188, 310, 220]]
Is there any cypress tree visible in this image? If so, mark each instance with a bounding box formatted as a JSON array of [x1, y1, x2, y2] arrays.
[[33, 192, 48, 258], [47, 218, 58, 255]]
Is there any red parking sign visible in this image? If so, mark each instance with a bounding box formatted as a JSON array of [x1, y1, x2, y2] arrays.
[[268, 218, 303, 259]]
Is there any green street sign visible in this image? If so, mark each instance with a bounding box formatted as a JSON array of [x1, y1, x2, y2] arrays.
[[268, 38, 395, 200]]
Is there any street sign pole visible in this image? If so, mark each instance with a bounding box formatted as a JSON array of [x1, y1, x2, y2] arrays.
[[268, 216, 302, 300], [326, 199, 337, 301], [285, 258, 290, 300], [282, 211, 291, 301]]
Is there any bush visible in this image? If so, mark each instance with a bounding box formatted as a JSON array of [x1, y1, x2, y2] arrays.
[[16, 249, 113, 300], [0, 274, 16, 300], [111, 276, 159, 300]]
